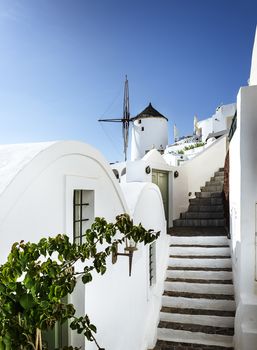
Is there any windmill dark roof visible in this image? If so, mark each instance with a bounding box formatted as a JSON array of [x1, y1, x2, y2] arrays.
[[132, 103, 168, 121]]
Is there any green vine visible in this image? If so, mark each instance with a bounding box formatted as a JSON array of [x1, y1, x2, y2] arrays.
[[0, 214, 159, 350]]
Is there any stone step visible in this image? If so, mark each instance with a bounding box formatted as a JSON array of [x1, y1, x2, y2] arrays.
[[189, 197, 223, 205], [161, 306, 235, 317], [168, 266, 232, 272], [210, 176, 224, 184], [166, 269, 233, 281], [157, 328, 233, 348], [169, 227, 227, 236], [180, 211, 224, 219], [162, 295, 236, 311], [219, 168, 224, 172], [164, 281, 234, 295], [159, 312, 234, 328], [166, 277, 232, 285], [195, 191, 223, 198], [158, 320, 234, 336], [170, 235, 229, 246], [201, 185, 223, 192], [151, 339, 233, 350], [206, 180, 224, 187], [188, 204, 224, 212], [214, 171, 225, 177], [168, 257, 232, 269], [169, 246, 230, 256], [173, 218, 226, 227]]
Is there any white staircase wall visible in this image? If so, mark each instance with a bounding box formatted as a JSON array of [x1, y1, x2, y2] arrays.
[[171, 135, 227, 220]]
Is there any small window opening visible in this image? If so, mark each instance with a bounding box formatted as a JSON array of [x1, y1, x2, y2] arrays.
[[149, 242, 156, 286], [73, 190, 94, 245]]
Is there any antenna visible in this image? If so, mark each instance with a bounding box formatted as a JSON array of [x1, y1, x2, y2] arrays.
[[99, 76, 132, 161]]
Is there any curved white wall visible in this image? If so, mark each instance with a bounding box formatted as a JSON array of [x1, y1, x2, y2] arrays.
[[0, 141, 168, 350], [120, 182, 169, 350], [131, 117, 168, 161]]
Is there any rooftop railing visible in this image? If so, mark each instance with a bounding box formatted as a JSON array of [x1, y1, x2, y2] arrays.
[[228, 111, 237, 142]]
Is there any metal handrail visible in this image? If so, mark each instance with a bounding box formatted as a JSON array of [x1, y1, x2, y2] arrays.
[[228, 111, 237, 142]]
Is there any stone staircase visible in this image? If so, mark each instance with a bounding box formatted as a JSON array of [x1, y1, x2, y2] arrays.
[[150, 169, 235, 350], [173, 169, 225, 227]]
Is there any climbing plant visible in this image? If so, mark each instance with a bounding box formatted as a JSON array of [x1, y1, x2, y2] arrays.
[[0, 214, 159, 350]]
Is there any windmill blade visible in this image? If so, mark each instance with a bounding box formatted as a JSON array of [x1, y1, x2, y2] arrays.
[[98, 118, 124, 122], [123, 75, 130, 161]]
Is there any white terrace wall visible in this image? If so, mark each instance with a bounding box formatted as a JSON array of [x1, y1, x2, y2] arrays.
[[229, 85, 257, 350], [171, 136, 227, 220], [0, 141, 168, 350]]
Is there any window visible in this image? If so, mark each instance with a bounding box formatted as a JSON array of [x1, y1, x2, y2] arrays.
[[73, 190, 94, 245], [138, 119, 142, 124], [141, 127, 144, 131], [149, 242, 156, 286], [121, 167, 126, 176]]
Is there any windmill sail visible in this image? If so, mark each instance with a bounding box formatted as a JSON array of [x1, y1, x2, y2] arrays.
[[98, 76, 132, 161], [122, 76, 130, 161]]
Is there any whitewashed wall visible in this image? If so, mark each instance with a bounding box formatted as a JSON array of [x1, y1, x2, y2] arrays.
[[0, 141, 168, 350], [229, 126, 241, 306], [84, 182, 168, 350], [229, 85, 257, 350], [170, 165, 189, 221], [198, 117, 212, 142], [117, 182, 168, 350]]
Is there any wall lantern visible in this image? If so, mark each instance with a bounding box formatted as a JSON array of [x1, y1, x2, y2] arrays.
[[174, 170, 179, 178], [112, 239, 138, 276], [145, 166, 151, 174]]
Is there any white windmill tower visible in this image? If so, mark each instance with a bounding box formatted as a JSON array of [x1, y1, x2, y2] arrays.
[[130, 103, 168, 161]]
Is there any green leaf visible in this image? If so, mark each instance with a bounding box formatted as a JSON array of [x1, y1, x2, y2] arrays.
[[19, 293, 35, 310], [82, 273, 92, 284]]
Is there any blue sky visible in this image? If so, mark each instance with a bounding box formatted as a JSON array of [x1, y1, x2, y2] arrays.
[[0, 0, 256, 162]]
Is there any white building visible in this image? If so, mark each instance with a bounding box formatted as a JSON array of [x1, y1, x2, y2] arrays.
[[198, 102, 236, 142], [0, 140, 169, 350]]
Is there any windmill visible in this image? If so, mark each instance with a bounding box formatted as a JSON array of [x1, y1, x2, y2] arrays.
[[98, 76, 132, 161]]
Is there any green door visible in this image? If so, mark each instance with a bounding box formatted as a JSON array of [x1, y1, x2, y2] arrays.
[[152, 170, 169, 221]]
